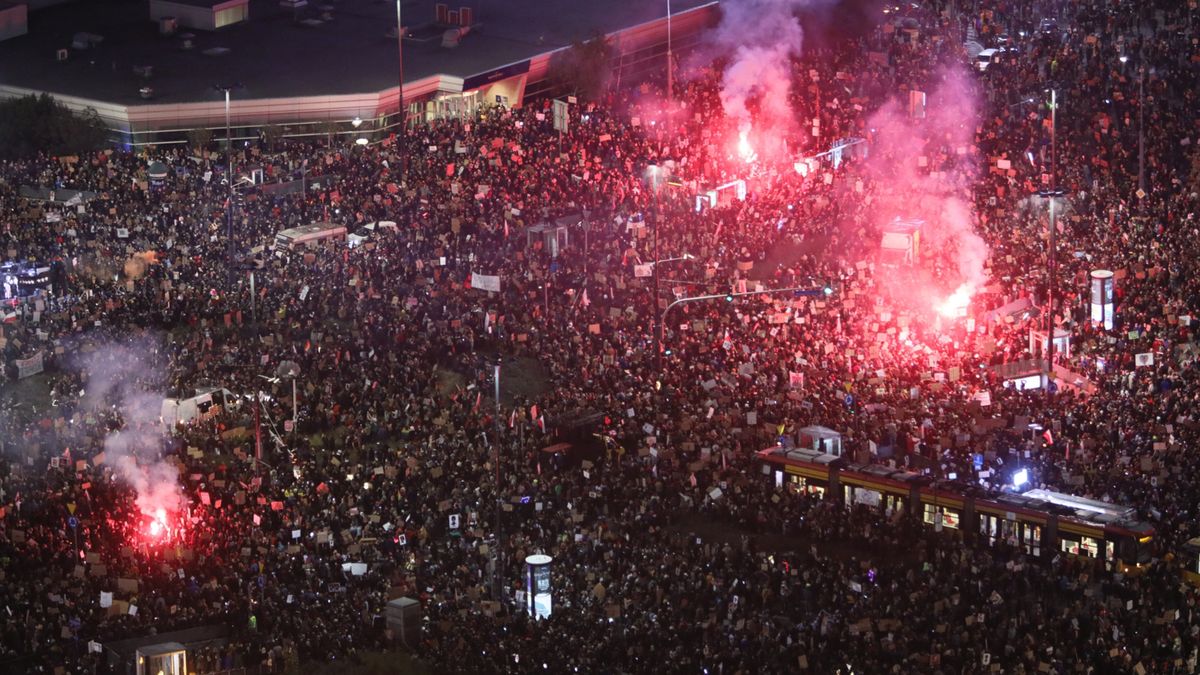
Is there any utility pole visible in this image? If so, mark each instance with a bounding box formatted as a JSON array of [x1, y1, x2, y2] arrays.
[[492, 360, 502, 602], [1137, 64, 1145, 200], [225, 88, 233, 269], [649, 166, 662, 371], [214, 84, 242, 277], [666, 0, 673, 108], [1042, 87, 1059, 395], [396, 0, 406, 133]]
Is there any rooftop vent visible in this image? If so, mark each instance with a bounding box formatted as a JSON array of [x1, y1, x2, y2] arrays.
[[441, 25, 469, 48], [71, 32, 104, 50]]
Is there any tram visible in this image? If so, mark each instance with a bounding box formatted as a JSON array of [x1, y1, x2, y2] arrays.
[[756, 445, 1155, 573]]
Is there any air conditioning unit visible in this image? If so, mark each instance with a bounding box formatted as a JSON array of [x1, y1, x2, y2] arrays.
[[441, 26, 469, 47], [56, 48, 69, 61], [459, 6, 472, 25], [435, 3, 448, 23]]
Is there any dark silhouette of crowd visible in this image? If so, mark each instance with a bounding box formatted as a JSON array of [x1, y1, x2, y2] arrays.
[[1, 0, 1199, 673]]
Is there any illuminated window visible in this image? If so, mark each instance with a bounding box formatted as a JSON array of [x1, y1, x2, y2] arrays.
[[1062, 536, 1099, 557], [923, 504, 958, 528], [980, 515, 997, 539], [788, 475, 825, 497], [1024, 525, 1041, 555]]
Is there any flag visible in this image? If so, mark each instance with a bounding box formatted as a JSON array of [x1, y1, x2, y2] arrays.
[[537, 415, 545, 433], [580, 288, 591, 308], [473, 391, 482, 414], [689, 473, 697, 487], [508, 409, 516, 428], [1043, 429, 1054, 446], [530, 404, 538, 420]]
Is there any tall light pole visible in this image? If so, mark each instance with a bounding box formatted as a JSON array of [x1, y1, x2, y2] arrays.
[[1137, 65, 1145, 199], [1040, 87, 1060, 395], [396, 0, 406, 132], [492, 359, 502, 601], [648, 165, 662, 370], [214, 83, 242, 273], [666, 0, 673, 104]]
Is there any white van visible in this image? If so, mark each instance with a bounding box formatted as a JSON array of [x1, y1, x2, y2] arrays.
[[976, 48, 1010, 72], [161, 386, 237, 429], [347, 220, 398, 248], [275, 223, 348, 253]]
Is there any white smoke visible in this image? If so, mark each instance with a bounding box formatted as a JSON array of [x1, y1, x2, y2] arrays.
[[710, 0, 815, 134], [862, 66, 991, 295], [77, 337, 186, 517]]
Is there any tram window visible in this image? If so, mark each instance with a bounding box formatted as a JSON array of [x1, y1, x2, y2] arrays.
[[923, 504, 958, 529], [980, 515, 997, 539], [1065, 536, 1100, 558], [1001, 519, 1019, 544], [1024, 525, 1041, 556], [941, 510, 959, 529]]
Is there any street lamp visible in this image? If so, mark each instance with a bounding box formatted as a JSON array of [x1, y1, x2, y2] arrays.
[[666, 0, 673, 106], [1037, 188, 1064, 389], [214, 83, 243, 273], [395, 0, 406, 132]]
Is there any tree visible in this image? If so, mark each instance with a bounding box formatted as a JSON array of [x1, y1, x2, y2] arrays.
[[0, 94, 109, 159], [261, 124, 284, 151], [547, 32, 615, 102], [186, 127, 213, 151]]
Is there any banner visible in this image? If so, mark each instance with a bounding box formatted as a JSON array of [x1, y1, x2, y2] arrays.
[[633, 264, 653, 278], [16, 352, 44, 379], [1135, 352, 1154, 367], [471, 272, 501, 293]]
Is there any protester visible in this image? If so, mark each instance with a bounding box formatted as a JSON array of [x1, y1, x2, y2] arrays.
[[1, 0, 1199, 672]]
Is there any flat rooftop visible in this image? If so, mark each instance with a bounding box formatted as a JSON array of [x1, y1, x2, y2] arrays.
[[0, 0, 714, 104]]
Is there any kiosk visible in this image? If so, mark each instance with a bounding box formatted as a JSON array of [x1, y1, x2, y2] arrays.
[[524, 554, 553, 619]]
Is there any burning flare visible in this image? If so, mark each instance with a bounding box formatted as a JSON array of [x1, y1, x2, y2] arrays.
[[737, 128, 756, 163], [935, 285, 973, 318], [146, 507, 170, 541]]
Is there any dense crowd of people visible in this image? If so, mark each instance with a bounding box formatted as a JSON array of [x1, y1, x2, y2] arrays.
[[1, 0, 1199, 672]]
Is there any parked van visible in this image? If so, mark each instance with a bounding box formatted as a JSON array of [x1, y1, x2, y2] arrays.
[[161, 386, 237, 429]]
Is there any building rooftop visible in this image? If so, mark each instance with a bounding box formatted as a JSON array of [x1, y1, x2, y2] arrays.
[[151, 0, 243, 9], [0, 0, 714, 105]]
